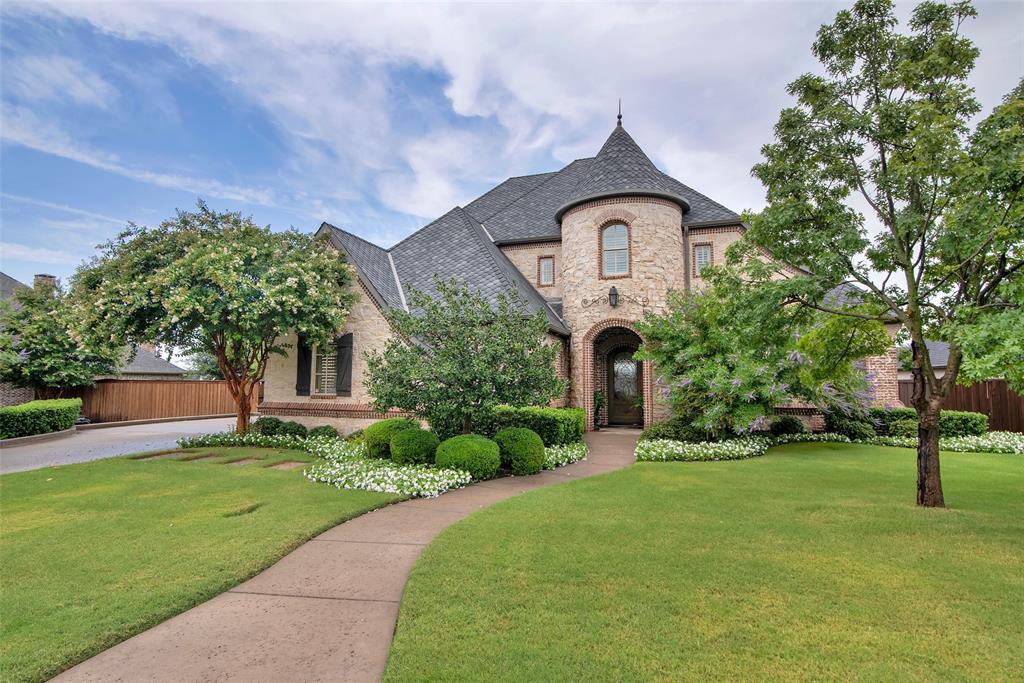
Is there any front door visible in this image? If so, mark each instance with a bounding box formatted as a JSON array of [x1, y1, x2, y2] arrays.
[[607, 348, 642, 426]]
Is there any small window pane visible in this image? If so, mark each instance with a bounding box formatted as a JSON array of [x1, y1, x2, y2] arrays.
[[695, 245, 712, 276], [539, 257, 554, 285], [315, 346, 336, 395], [602, 224, 629, 276]]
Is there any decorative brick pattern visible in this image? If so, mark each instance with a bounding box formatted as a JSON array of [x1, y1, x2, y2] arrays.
[[0, 382, 33, 407], [580, 319, 654, 430]]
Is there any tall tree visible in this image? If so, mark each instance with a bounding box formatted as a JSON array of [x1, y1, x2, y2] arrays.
[[73, 202, 355, 432], [365, 278, 564, 437], [747, 0, 1022, 506], [0, 277, 121, 398]]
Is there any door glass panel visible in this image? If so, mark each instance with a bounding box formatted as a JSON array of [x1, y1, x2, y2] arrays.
[[613, 352, 637, 400]]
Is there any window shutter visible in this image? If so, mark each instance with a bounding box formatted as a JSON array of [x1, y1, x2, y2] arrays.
[[295, 335, 312, 396], [335, 333, 353, 396]]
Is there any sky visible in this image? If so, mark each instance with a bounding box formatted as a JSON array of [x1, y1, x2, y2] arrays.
[[1, 0, 1022, 287]]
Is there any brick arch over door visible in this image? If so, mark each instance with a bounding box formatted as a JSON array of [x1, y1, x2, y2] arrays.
[[581, 318, 654, 430]]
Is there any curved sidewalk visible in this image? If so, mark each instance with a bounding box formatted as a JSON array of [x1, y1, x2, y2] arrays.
[[53, 429, 638, 683]]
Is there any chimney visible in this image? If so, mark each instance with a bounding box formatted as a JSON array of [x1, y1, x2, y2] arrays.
[[33, 274, 58, 289]]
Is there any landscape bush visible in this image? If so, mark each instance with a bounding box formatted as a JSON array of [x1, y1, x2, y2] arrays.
[[938, 410, 988, 437], [494, 427, 545, 475], [486, 406, 585, 446], [434, 434, 501, 480], [0, 399, 82, 439], [344, 428, 364, 443], [770, 415, 806, 436], [889, 419, 919, 438], [824, 411, 876, 441], [391, 429, 440, 465], [278, 421, 308, 438], [308, 425, 340, 440], [250, 416, 284, 436], [868, 407, 916, 435], [639, 416, 712, 442], [364, 418, 419, 459]]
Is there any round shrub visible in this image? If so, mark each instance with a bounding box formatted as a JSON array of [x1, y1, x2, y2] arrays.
[[391, 429, 441, 465], [308, 425, 340, 440], [435, 434, 501, 480], [890, 419, 919, 438], [770, 415, 806, 436], [279, 420, 308, 438], [363, 418, 419, 459], [824, 411, 875, 441], [494, 427, 544, 475], [251, 416, 283, 435], [639, 423, 678, 441]]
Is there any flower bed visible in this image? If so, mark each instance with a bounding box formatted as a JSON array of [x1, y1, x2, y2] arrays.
[[178, 432, 312, 450], [636, 438, 769, 462], [543, 442, 588, 469], [864, 431, 1024, 454]]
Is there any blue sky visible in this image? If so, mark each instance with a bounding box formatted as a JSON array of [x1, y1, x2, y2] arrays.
[[2, 1, 1021, 286]]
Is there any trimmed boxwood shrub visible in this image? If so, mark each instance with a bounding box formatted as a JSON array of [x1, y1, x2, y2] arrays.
[[487, 406, 585, 446], [391, 428, 440, 465], [770, 415, 806, 436], [251, 416, 284, 435], [890, 419, 918, 438], [435, 434, 501, 480], [869, 406, 988, 437], [824, 411, 876, 441], [364, 417, 419, 459], [868, 407, 916, 436], [494, 427, 544, 475], [0, 398, 82, 439], [279, 420, 308, 438], [308, 425, 340, 440]]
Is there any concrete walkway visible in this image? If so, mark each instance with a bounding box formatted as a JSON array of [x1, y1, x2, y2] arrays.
[[0, 417, 234, 474], [52, 429, 639, 683]]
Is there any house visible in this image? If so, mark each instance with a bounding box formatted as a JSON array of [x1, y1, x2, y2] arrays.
[[897, 340, 950, 381], [0, 272, 34, 407], [261, 117, 899, 432]]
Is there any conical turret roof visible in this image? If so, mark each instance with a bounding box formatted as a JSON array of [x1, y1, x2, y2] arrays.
[[555, 121, 689, 220]]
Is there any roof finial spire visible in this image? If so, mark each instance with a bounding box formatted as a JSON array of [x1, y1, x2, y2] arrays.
[[617, 99, 622, 127]]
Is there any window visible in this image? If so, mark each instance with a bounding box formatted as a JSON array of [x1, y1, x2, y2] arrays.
[[314, 345, 337, 395], [694, 244, 712, 276], [602, 223, 629, 276], [538, 256, 555, 286]]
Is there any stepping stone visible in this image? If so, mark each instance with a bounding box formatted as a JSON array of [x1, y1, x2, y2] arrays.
[[137, 451, 185, 460], [269, 461, 305, 470], [228, 458, 259, 466]]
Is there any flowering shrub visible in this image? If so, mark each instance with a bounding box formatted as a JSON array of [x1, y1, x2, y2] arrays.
[[769, 432, 851, 445], [636, 438, 769, 462], [864, 432, 1024, 454], [543, 442, 589, 469], [304, 459, 472, 497], [178, 431, 312, 450]]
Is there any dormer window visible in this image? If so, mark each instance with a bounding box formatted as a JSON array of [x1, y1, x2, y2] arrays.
[[602, 223, 629, 277]]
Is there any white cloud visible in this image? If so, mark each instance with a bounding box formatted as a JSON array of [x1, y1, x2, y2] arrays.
[[10, 1, 1024, 236], [1, 241, 81, 265], [4, 54, 117, 108], [1, 192, 126, 225]]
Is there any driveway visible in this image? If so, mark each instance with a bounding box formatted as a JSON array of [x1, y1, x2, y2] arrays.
[[0, 417, 235, 474]]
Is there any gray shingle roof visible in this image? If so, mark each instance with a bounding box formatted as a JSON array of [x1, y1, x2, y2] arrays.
[[120, 346, 186, 376], [320, 122, 742, 336], [0, 272, 26, 301]]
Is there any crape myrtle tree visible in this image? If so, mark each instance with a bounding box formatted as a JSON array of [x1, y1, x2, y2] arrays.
[[636, 263, 891, 437], [746, 0, 1022, 506], [0, 277, 121, 398], [73, 202, 355, 432], [365, 278, 564, 437]]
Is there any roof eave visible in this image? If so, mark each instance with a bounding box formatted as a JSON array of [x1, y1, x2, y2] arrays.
[[555, 190, 691, 222]]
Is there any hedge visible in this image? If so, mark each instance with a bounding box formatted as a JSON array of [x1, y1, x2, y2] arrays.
[[484, 406, 585, 446], [0, 399, 82, 440], [869, 407, 988, 437]]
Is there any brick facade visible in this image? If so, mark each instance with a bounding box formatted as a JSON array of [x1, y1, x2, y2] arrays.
[[0, 382, 33, 407]]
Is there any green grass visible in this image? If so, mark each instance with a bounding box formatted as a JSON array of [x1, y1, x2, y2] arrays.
[[0, 448, 399, 683], [385, 443, 1024, 682]]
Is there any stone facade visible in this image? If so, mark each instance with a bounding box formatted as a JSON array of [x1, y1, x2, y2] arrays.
[[500, 242, 564, 300]]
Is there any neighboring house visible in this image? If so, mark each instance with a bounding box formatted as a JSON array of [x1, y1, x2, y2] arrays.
[[0, 272, 34, 406], [262, 117, 899, 432], [897, 340, 950, 381], [97, 345, 188, 381]]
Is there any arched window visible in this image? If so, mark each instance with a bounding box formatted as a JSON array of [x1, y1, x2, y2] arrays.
[[602, 223, 629, 276]]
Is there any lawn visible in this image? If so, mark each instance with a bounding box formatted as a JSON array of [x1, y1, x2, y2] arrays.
[[385, 442, 1024, 682], [0, 448, 399, 683]]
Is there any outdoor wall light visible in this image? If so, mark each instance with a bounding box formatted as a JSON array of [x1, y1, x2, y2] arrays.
[[608, 286, 619, 307]]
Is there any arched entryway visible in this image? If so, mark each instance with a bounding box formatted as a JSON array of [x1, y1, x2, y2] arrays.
[[582, 320, 653, 430]]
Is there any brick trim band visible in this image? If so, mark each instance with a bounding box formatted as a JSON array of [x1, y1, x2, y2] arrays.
[[259, 401, 410, 420]]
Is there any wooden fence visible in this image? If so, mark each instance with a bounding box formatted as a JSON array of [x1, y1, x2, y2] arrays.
[[898, 379, 1024, 432], [72, 380, 253, 423]]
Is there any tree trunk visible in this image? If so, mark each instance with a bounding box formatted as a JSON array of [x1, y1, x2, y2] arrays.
[[462, 413, 472, 435], [911, 340, 944, 508], [235, 390, 251, 434], [915, 403, 945, 507]]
